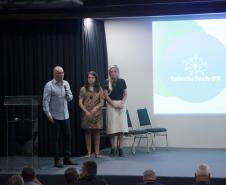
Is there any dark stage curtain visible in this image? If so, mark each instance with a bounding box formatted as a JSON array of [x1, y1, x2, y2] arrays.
[[82, 19, 108, 84], [0, 19, 108, 156]]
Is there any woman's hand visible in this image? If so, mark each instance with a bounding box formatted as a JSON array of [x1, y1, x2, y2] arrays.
[[118, 101, 125, 109], [85, 111, 93, 119], [112, 101, 124, 109], [91, 106, 98, 116]]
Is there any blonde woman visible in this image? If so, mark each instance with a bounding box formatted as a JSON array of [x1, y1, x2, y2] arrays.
[[7, 175, 24, 185], [103, 65, 128, 157], [79, 71, 104, 158]]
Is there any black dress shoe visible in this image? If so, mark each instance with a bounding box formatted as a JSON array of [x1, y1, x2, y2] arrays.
[[63, 158, 78, 165], [54, 160, 63, 168]]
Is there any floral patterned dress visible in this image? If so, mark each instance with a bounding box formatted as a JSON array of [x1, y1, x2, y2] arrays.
[[79, 86, 104, 129]]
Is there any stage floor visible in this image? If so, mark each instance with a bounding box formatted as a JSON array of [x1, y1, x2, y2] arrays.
[[1, 147, 226, 178]]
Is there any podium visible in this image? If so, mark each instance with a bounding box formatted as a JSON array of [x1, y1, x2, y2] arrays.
[[4, 96, 40, 170]]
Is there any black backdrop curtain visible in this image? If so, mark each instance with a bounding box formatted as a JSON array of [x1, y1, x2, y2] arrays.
[[82, 19, 108, 80], [0, 19, 108, 156]]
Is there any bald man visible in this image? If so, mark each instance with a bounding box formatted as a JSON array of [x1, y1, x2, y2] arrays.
[[43, 66, 76, 167]]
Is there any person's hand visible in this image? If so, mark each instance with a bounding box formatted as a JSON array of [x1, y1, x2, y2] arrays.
[[86, 112, 93, 119], [48, 116, 54, 124], [118, 101, 125, 109], [113, 101, 124, 109], [91, 106, 98, 116]]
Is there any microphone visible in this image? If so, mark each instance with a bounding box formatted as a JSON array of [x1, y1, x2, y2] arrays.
[[64, 85, 68, 97]]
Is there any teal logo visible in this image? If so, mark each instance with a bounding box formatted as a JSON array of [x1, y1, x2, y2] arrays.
[[161, 31, 226, 102]]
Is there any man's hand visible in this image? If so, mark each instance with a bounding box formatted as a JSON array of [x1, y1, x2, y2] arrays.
[[48, 116, 54, 124]]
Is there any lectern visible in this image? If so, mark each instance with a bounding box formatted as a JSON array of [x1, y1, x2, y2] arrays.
[[4, 96, 40, 170]]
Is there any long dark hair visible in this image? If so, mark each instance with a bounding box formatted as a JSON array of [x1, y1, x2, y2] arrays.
[[84, 71, 101, 92]]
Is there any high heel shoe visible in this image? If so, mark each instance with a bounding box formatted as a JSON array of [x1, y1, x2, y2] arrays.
[[95, 153, 102, 158], [118, 148, 124, 157], [84, 154, 91, 158], [109, 148, 116, 157]]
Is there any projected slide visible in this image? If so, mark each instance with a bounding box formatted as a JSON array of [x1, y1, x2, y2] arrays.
[[153, 16, 226, 114]]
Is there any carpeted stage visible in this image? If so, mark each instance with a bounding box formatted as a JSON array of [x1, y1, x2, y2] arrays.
[[1, 148, 226, 185]]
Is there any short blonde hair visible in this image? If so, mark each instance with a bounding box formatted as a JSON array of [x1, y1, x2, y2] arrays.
[[195, 163, 211, 177]]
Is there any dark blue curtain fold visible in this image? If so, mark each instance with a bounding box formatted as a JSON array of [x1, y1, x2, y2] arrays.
[[82, 19, 108, 85], [0, 19, 108, 156]]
